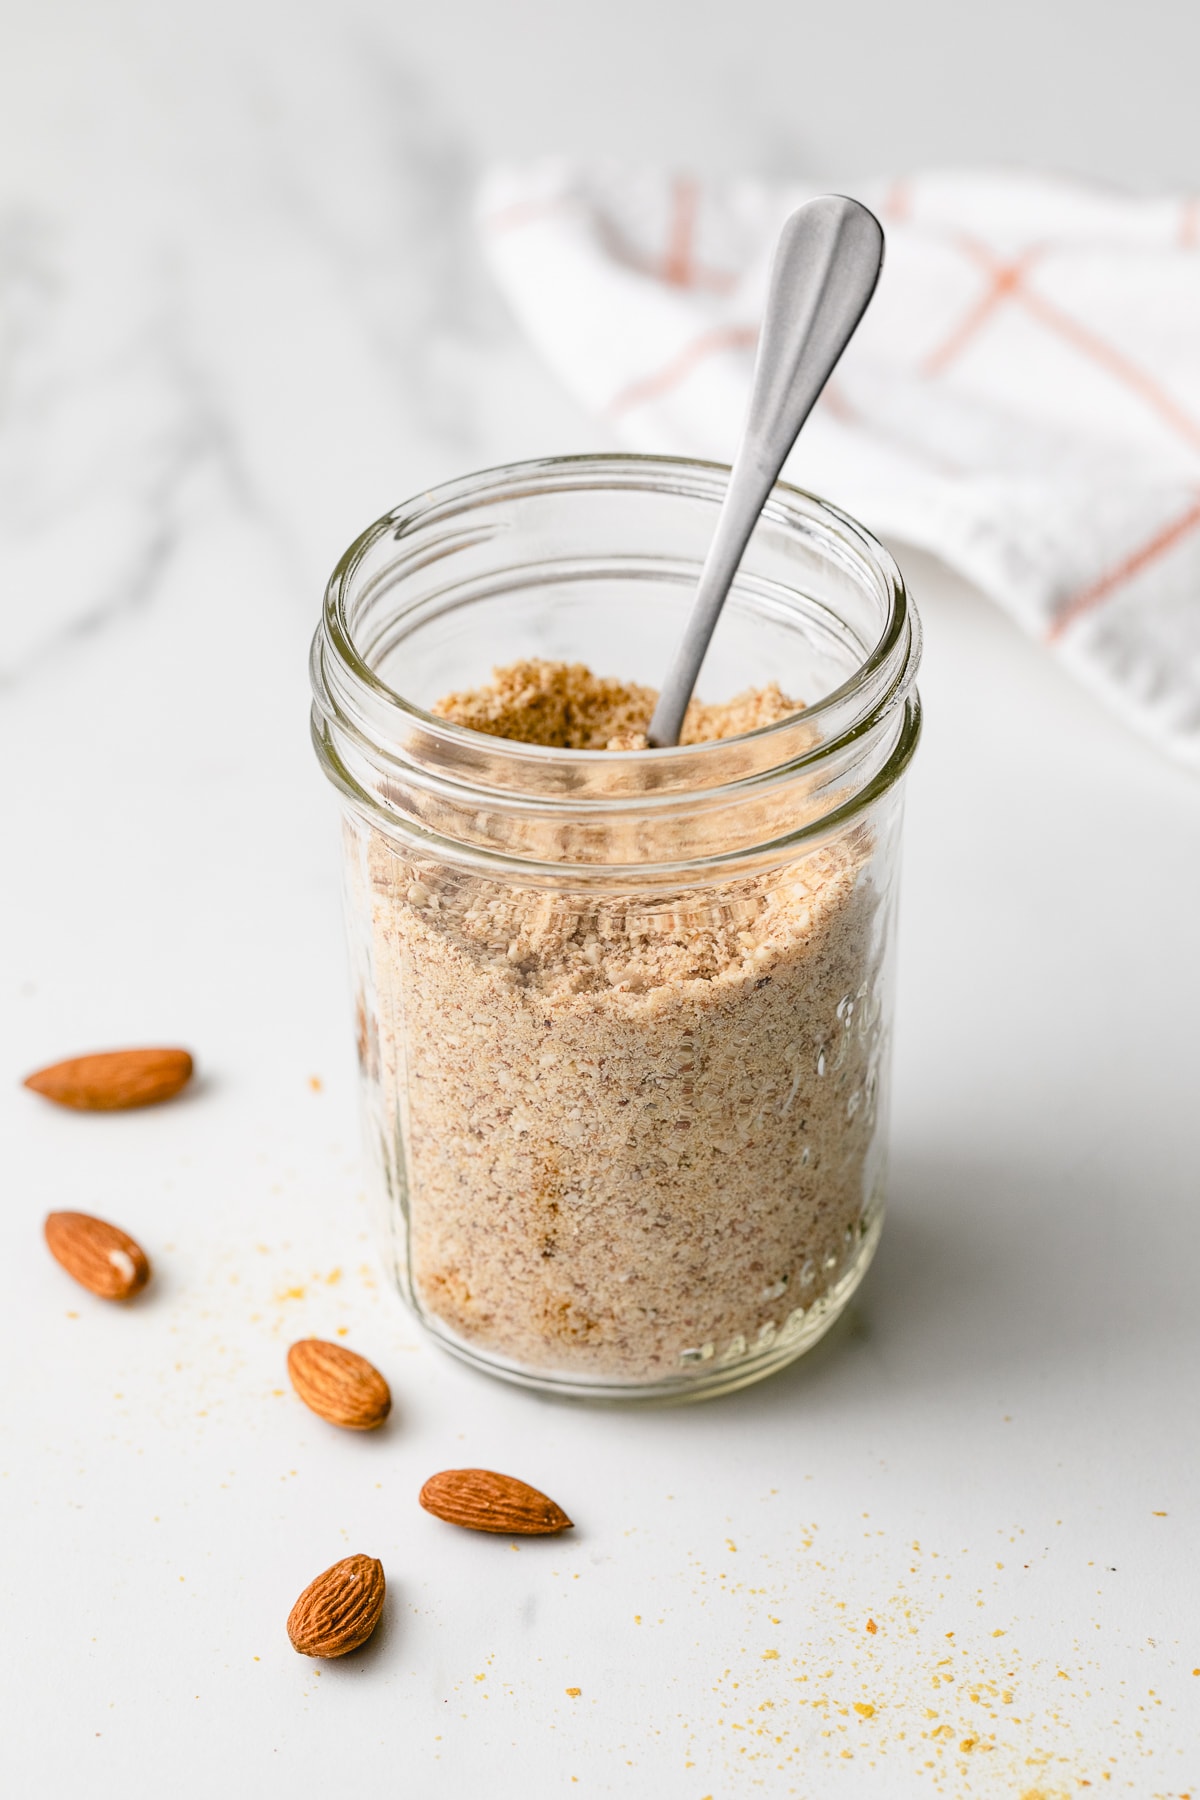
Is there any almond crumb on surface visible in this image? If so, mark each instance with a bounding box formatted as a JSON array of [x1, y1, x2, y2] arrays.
[[565, 1687, 581, 1698]]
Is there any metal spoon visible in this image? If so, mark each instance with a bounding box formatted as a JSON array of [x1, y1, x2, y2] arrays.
[[646, 194, 885, 748]]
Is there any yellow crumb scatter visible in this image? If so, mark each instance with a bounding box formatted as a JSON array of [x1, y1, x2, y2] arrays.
[[565, 1687, 581, 1698]]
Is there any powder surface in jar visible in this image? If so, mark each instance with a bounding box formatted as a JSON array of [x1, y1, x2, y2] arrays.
[[358, 660, 890, 1382], [430, 656, 802, 750]]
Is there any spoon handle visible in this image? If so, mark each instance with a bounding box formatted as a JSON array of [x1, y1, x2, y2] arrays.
[[646, 195, 885, 748]]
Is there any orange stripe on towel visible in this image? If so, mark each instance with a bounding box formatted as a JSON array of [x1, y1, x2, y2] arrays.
[[655, 176, 737, 292], [1047, 493, 1200, 642], [882, 178, 912, 223], [922, 246, 1043, 376], [483, 195, 569, 234], [607, 324, 759, 417], [663, 177, 699, 286], [928, 235, 1200, 456], [1019, 287, 1200, 455]]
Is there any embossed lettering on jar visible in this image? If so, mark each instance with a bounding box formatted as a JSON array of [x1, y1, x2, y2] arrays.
[[311, 456, 921, 1401]]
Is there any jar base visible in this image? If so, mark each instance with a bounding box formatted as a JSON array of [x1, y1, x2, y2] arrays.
[[402, 1207, 883, 1406]]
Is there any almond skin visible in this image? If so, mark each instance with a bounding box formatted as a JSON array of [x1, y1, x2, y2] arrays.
[[287, 1554, 385, 1658], [24, 1047, 194, 1112], [287, 1339, 391, 1431], [44, 1211, 151, 1300], [419, 1468, 573, 1535]]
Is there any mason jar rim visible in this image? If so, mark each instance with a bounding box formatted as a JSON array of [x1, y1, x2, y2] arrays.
[[310, 454, 922, 877], [318, 453, 917, 760]]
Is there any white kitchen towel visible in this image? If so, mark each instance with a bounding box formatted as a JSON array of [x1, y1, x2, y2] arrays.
[[479, 164, 1200, 766]]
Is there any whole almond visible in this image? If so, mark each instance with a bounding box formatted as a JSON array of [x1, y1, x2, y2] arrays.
[[287, 1339, 391, 1431], [24, 1047, 194, 1112], [287, 1554, 385, 1658], [44, 1211, 151, 1300], [419, 1468, 572, 1535]]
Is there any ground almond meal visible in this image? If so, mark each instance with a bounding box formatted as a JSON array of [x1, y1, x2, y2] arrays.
[[360, 660, 888, 1384]]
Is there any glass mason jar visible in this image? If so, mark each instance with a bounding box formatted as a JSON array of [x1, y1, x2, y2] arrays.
[[310, 455, 921, 1402]]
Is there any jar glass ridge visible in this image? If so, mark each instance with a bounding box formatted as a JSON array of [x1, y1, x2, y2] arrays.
[[311, 454, 921, 1401]]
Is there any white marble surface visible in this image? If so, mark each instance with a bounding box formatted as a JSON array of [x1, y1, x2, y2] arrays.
[[3, 3, 1200, 1795]]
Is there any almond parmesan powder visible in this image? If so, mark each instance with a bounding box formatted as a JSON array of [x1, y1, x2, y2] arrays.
[[356, 661, 890, 1385]]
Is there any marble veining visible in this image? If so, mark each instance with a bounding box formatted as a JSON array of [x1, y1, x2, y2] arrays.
[[0, 0, 565, 688]]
